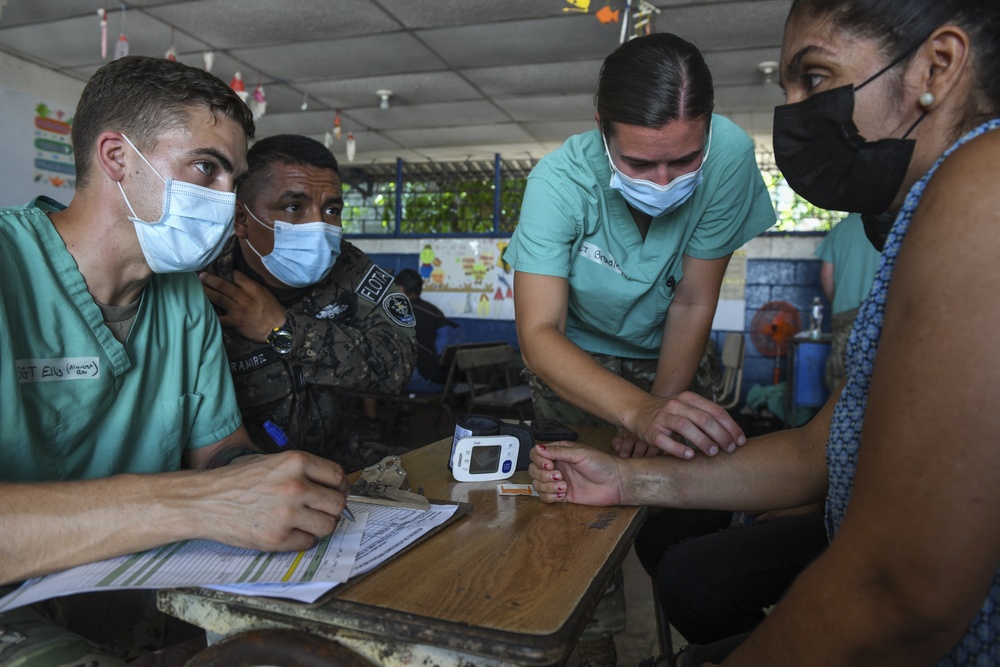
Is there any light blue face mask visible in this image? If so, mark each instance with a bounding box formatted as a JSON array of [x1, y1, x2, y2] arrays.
[[244, 206, 342, 288], [117, 134, 236, 273], [603, 125, 712, 218]]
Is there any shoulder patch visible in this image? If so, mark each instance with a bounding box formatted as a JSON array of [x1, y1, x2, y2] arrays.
[[357, 265, 394, 304], [382, 293, 416, 328]]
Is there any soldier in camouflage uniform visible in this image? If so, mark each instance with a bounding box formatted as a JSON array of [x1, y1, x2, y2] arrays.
[[201, 134, 416, 473]]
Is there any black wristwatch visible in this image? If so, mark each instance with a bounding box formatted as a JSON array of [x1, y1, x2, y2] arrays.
[[267, 319, 294, 358]]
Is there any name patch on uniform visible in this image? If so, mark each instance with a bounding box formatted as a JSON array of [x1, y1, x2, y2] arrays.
[[357, 265, 394, 304], [383, 293, 416, 328], [229, 348, 280, 375], [16, 357, 100, 383], [578, 242, 626, 277]]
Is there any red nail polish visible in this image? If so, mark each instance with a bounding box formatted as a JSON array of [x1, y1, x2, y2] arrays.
[[537, 444, 547, 451]]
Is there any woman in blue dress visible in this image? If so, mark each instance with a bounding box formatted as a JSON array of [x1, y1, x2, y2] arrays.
[[530, 0, 1000, 664]]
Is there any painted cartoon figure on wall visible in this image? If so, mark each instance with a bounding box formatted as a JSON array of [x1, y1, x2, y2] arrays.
[[411, 239, 516, 321], [419, 244, 435, 280]]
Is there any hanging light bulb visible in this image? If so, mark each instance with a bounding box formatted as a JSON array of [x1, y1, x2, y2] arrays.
[[346, 132, 356, 163], [203, 50, 214, 73], [300, 93, 309, 112], [377, 89, 392, 111], [757, 61, 779, 86], [323, 132, 332, 149], [333, 110, 342, 140]]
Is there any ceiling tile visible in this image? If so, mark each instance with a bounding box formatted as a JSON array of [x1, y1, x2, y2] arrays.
[[230, 32, 447, 82], [351, 100, 510, 132], [145, 0, 402, 49], [298, 71, 481, 109], [462, 60, 603, 97], [493, 94, 596, 123]]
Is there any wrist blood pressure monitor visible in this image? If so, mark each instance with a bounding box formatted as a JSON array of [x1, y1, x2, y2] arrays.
[[449, 414, 535, 482], [450, 436, 519, 482]]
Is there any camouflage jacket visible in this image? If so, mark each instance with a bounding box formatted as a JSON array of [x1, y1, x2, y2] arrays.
[[205, 237, 416, 461]]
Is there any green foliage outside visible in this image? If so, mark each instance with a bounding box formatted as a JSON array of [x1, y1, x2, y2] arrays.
[[341, 163, 839, 236], [761, 170, 844, 232], [341, 175, 527, 236]]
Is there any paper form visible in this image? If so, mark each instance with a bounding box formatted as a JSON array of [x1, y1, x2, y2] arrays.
[[207, 502, 460, 603], [0, 501, 459, 611]]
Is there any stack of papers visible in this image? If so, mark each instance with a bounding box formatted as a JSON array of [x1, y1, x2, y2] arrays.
[[0, 502, 458, 612]]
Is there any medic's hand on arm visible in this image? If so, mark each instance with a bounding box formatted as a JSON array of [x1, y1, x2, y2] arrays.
[[719, 132, 1000, 666], [515, 269, 744, 460], [0, 425, 349, 585], [531, 389, 830, 509], [631, 253, 745, 459]]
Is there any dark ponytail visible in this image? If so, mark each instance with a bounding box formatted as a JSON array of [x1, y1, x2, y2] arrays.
[[789, 0, 1000, 113], [595, 33, 714, 138]]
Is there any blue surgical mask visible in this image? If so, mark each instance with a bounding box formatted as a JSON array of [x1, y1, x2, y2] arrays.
[[117, 134, 236, 273], [603, 126, 711, 218], [244, 206, 342, 288]]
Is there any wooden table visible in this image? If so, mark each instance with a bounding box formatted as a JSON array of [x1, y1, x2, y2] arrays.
[[158, 428, 647, 666]]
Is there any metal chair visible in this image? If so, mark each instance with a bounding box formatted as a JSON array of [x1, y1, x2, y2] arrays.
[[454, 343, 532, 419], [381, 341, 504, 433], [713, 333, 746, 410]]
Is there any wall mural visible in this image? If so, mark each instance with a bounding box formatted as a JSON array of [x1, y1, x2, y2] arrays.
[[0, 87, 76, 206], [417, 238, 516, 321]]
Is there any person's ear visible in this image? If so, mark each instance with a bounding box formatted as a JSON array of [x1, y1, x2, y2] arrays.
[[234, 200, 250, 239], [913, 24, 971, 112], [95, 131, 128, 183]]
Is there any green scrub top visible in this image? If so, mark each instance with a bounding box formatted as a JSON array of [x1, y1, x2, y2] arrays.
[[504, 115, 776, 358], [1, 197, 242, 482], [814, 213, 882, 315]]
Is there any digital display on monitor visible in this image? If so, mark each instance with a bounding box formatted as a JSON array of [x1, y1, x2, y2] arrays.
[[469, 445, 502, 474]]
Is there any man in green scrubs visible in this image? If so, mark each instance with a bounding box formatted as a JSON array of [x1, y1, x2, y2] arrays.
[[0, 56, 350, 664]]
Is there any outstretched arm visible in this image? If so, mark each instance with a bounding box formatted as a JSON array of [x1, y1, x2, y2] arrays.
[[530, 388, 833, 512]]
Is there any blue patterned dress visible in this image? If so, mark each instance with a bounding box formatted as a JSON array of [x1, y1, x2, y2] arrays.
[[826, 118, 1000, 666]]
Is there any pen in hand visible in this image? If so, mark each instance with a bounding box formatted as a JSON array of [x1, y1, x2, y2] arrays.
[[263, 420, 289, 448], [263, 420, 354, 522]]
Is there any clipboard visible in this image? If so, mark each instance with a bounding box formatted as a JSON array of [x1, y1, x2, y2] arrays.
[[312, 498, 471, 604]]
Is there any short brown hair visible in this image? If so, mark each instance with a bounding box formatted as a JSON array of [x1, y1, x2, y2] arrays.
[[71, 56, 255, 188]]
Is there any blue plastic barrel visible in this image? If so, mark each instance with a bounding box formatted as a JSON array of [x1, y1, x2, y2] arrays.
[[794, 342, 832, 407]]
